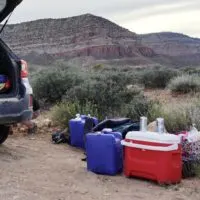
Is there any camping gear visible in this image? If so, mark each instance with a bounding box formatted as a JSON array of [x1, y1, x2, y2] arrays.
[[86, 130, 123, 175], [121, 131, 182, 184], [140, 116, 147, 132], [0, 74, 11, 93], [92, 118, 140, 139], [69, 114, 98, 149], [52, 129, 68, 144], [178, 126, 200, 161], [178, 126, 200, 178]]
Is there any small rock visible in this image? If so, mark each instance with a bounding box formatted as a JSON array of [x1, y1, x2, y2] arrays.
[[29, 136, 36, 140], [19, 128, 26, 132], [39, 130, 46, 134], [44, 119, 52, 127]]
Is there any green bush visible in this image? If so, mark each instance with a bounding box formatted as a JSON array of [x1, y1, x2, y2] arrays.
[[148, 100, 200, 133], [194, 164, 200, 178], [32, 69, 83, 102], [51, 101, 99, 128], [139, 68, 179, 88], [32, 66, 140, 104], [92, 64, 104, 71], [181, 67, 200, 75], [32, 66, 157, 123], [64, 74, 146, 118], [32, 65, 200, 134], [168, 74, 200, 94], [121, 97, 156, 121], [52, 95, 154, 128]]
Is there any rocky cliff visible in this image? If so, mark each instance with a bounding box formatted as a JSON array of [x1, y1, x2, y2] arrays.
[[2, 14, 154, 65], [1, 14, 200, 67]]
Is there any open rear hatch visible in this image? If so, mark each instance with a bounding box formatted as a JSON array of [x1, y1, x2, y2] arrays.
[[0, 0, 23, 22], [0, 0, 23, 96]]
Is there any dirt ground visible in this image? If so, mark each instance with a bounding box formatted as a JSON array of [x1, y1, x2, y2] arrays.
[[0, 128, 199, 200]]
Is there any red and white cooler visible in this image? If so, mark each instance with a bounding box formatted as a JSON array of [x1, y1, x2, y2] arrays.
[[121, 131, 182, 184]]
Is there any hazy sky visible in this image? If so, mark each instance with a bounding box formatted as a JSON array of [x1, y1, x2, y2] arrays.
[[6, 0, 200, 37]]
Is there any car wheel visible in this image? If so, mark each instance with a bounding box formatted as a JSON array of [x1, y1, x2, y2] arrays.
[[0, 125, 10, 144]]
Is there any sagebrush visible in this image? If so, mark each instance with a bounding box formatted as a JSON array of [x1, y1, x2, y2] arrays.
[[51, 101, 99, 128], [168, 74, 200, 94], [139, 68, 179, 88]]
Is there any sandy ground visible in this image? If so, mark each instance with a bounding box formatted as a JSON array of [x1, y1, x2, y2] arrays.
[[0, 131, 199, 200]]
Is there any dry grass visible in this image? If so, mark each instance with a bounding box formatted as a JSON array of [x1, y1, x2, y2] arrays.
[[145, 89, 200, 132], [144, 89, 198, 104]]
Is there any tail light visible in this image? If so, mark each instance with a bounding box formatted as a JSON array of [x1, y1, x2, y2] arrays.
[[20, 60, 29, 78]]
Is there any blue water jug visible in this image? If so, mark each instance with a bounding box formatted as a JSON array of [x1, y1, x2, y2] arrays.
[[0, 75, 7, 83], [86, 130, 123, 175], [69, 114, 99, 149]]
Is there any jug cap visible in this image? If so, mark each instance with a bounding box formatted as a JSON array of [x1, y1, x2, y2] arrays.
[[102, 128, 113, 132], [75, 114, 81, 119]]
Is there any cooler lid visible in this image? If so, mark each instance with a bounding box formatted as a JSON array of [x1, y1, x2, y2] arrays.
[[125, 131, 181, 144]]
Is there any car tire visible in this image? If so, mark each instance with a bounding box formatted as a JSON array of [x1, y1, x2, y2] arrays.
[[0, 125, 9, 144]]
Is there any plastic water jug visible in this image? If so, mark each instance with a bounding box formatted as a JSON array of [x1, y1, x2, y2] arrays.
[[86, 131, 123, 175], [69, 114, 99, 149]]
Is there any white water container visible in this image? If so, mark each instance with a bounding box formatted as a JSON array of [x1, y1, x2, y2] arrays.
[[140, 116, 147, 132], [156, 118, 165, 134]]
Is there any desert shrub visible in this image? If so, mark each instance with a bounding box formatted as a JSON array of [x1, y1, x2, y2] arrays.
[[181, 67, 200, 75], [90, 70, 139, 87], [64, 73, 145, 118], [92, 64, 104, 71], [139, 68, 179, 88], [32, 65, 156, 121], [188, 98, 200, 130], [162, 104, 191, 133], [168, 74, 200, 94], [148, 99, 200, 133], [121, 97, 156, 121], [147, 104, 188, 133], [32, 69, 83, 102], [32, 65, 140, 104], [194, 164, 200, 178], [51, 101, 99, 128], [54, 92, 154, 127]]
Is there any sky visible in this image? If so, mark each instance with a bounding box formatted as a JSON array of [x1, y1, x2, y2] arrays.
[[6, 0, 200, 38]]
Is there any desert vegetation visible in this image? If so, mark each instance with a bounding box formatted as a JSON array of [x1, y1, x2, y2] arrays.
[[31, 63, 200, 133], [168, 74, 200, 94]]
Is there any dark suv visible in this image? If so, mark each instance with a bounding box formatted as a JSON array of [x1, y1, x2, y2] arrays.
[[0, 0, 33, 143]]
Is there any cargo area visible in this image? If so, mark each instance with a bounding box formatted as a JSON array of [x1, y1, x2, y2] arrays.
[[0, 40, 19, 97]]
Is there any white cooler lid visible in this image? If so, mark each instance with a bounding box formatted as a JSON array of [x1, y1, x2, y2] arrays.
[[125, 131, 181, 144]]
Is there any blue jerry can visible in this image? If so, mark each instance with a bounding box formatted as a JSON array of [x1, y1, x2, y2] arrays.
[[69, 114, 85, 149], [69, 114, 99, 149], [86, 131, 123, 175]]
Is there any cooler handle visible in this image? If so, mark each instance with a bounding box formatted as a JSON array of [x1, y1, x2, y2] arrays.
[[121, 141, 178, 151]]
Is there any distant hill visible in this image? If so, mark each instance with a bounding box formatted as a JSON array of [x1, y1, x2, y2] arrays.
[[2, 14, 200, 67], [139, 32, 200, 66]]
